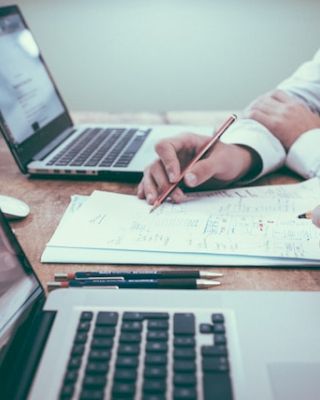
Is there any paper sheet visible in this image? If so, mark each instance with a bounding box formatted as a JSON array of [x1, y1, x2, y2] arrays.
[[42, 179, 320, 265]]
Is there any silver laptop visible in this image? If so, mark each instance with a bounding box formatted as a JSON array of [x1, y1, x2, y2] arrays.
[[0, 5, 211, 181], [1, 211, 320, 400]]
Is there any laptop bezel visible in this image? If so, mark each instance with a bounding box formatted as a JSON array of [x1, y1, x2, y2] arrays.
[[0, 5, 74, 174]]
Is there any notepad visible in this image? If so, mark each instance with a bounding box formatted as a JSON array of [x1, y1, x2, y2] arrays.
[[41, 178, 320, 266]]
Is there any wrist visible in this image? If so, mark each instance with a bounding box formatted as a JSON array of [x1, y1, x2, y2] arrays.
[[235, 144, 263, 181]]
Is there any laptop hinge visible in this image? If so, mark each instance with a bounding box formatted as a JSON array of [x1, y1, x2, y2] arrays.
[[33, 127, 75, 161], [3, 309, 56, 400]]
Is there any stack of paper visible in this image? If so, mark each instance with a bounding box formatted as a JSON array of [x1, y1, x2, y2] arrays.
[[41, 179, 320, 266]]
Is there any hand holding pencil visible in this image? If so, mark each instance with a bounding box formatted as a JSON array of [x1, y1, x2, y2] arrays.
[[137, 114, 260, 206], [298, 205, 320, 228]]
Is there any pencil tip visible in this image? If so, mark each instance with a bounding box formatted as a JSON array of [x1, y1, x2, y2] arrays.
[[149, 204, 159, 214]]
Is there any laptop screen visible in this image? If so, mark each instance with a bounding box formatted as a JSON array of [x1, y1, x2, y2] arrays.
[[0, 11, 65, 145], [0, 212, 43, 357]]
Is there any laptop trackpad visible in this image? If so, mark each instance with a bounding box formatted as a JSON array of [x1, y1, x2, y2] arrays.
[[268, 363, 320, 400]]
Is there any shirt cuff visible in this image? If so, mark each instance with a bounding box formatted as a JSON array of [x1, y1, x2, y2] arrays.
[[286, 129, 320, 178], [221, 119, 286, 181]]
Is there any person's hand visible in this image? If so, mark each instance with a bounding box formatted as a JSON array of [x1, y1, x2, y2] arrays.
[[244, 90, 320, 150], [312, 205, 320, 228], [137, 133, 260, 204]]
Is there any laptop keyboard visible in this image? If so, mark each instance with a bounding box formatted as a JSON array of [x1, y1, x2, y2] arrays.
[[59, 310, 233, 400], [46, 128, 151, 168]]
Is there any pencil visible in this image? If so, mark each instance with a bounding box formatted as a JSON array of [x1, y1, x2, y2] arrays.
[[297, 211, 312, 219], [149, 114, 237, 213]]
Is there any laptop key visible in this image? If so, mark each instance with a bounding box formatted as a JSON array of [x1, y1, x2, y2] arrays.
[[96, 311, 118, 326], [80, 389, 105, 400], [118, 344, 140, 355], [146, 342, 168, 353], [121, 321, 143, 332], [211, 313, 225, 323], [202, 357, 229, 372], [93, 326, 116, 337], [144, 366, 167, 379], [112, 382, 136, 397], [114, 368, 137, 382], [174, 313, 195, 336], [74, 332, 88, 344], [116, 355, 139, 369], [142, 395, 165, 400], [147, 331, 168, 341], [86, 361, 109, 374], [212, 323, 226, 334], [91, 337, 114, 349], [64, 370, 78, 384], [122, 312, 144, 321], [119, 332, 141, 343], [174, 360, 196, 373], [78, 321, 91, 332], [203, 372, 233, 400], [145, 354, 167, 366], [143, 379, 166, 393], [88, 349, 111, 361], [214, 334, 227, 345], [82, 375, 106, 389], [148, 320, 169, 331], [201, 345, 228, 357], [59, 383, 75, 399], [174, 337, 195, 347], [71, 344, 85, 357], [173, 373, 196, 387], [173, 387, 197, 400], [68, 357, 82, 369], [173, 348, 196, 360]]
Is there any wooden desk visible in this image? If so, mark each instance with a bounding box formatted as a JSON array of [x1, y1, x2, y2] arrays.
[[1, 111, 320, 292]]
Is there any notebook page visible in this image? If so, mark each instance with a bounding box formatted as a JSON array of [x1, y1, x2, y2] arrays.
[[46, 179, 320, 261]]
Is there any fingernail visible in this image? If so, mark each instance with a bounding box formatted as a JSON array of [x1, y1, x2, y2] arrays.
[[146, 194, 154, 204], [185, 173, 197, 187], [168, 172, 176, 183]]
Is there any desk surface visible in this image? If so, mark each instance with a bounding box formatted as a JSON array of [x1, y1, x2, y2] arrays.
[[1, 111, 320, 292]]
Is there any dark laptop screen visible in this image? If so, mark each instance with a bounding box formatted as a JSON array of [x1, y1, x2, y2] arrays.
[[0, 212, 42, 357], [0, 11, 65, 145]]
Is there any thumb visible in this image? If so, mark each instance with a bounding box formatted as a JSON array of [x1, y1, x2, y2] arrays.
[[184, 157, 221, 187]]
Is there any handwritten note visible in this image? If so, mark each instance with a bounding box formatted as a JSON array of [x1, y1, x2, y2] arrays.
[[45, 179, 320, 263]]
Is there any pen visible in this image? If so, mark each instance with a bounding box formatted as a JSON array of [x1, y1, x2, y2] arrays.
[[54, 270, 224, 281], [48, 278, 221, 290], [150, 114, 237, 213]]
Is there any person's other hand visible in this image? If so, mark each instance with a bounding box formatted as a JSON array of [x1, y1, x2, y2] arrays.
[[137, 133, 258, 204], [312, 205, 320, 228], [244, 90, 320, 150]]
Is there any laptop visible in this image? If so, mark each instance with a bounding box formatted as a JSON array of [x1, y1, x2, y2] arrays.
[[0, 5, 212, 181], [1, 210, 320, 400]]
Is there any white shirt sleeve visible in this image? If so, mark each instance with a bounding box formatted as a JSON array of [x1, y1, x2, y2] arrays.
[[277, 48, 320, 177], [221, 118, 286, 181], [277, 48, 320, 113], [286, 129, 320, 178]]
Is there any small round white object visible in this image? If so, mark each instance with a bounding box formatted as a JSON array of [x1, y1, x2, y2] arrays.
[[0, 195, 30, 220]]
